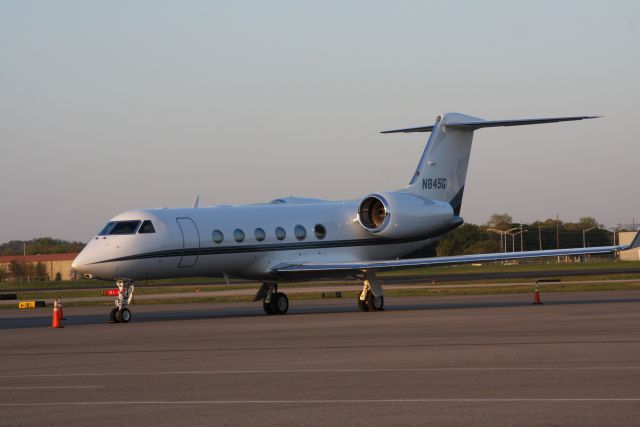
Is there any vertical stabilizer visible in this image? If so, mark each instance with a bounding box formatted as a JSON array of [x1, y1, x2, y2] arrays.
[[404, 113, 480, 215], [381, 112, 597, 216]]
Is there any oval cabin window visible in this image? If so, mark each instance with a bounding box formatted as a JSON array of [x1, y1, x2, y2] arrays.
[[212, 230, 224, 244], [275, 227, 286, 241], [294, 225, 307, 241], [234, 229, 245, 243]]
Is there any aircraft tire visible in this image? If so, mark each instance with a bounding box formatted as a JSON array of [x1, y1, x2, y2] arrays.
[[273, 292, 289, 314], [120, 308, 131, 323], [109, 308, 119, 323], [366, 291, 384, 311], [357, 296, 369, 312], [263, 300, 274, 315]]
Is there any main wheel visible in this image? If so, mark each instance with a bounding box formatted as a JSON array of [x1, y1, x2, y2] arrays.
[[273, 292, 289, 314], [263, 299, 274, 315], [120, 308, 131, 323], [366, 291, 384, 311], [109, 308, 119, 323], [357, 294, 369, 312]]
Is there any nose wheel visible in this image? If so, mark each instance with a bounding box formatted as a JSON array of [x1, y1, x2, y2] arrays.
[[108, 280, 135, 324], [109, 307, 132, 323]]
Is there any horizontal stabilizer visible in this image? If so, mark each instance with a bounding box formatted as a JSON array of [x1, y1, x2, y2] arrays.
[[381, 115, 599, 134], [381, 125, 435, 134]]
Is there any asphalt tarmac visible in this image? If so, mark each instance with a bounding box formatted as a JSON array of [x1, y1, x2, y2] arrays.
[[2, 291, 640, 426]]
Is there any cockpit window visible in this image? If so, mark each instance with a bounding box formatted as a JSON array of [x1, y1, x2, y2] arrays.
[[98, 220, 141, 235], [138, 220, 156, 234], [98, 222, 116, 236]]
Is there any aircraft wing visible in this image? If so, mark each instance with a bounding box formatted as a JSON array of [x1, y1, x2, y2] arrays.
[[272, 232, 640, 276]]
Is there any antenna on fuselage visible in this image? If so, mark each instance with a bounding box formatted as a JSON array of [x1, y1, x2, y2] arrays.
[[193, 194, 200, 209]]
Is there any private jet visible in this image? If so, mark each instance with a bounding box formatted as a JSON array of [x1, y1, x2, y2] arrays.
[[72, 112, 640, 323]]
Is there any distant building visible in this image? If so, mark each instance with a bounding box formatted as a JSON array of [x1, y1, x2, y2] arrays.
[[619, 232, 640, 261], [0, 253, 79, 281]]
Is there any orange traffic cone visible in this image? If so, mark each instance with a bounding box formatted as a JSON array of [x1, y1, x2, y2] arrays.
[[532, 285, 543, 305], [51, 300, 63, 328], [58, 298, 65, 320]]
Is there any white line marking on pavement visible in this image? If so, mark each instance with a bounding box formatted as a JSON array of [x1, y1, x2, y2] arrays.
[[2, 398, 640, 406], [1, 366, 640, 378], [0, 386, 103, 390]]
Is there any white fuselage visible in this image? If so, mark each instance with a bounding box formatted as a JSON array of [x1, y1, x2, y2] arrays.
[[72, 197, 456, 282]]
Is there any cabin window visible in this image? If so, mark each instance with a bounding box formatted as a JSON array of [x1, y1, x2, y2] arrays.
[[234, 229, 245, 243], [99, 220, 141, 235], [314, 224, 327, 240], [138, 220, 156, 234], [255, 228, 266, 242], [275, 227, 286, 241], [212, 230, 224, 244], [294, 225, 307, 241]]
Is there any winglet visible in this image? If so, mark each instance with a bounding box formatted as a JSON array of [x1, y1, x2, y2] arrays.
[[193, 194, 200, 209], [627, 230, 640, 250]]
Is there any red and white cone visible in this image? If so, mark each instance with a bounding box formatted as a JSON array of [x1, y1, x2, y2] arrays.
[[532, 285, 543, 305], [51, 300, 63, 328], [58, 298, 65, 320]]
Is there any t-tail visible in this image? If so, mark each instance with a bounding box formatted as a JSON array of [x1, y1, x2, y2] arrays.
[[382, 112, 599, 216]]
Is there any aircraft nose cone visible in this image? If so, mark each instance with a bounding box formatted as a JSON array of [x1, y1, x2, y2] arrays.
[[72, 252, 88, 273]]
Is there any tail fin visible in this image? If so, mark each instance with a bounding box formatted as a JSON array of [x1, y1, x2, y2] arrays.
[[400, 112, 480, 216], [382, 113, 598, 216]]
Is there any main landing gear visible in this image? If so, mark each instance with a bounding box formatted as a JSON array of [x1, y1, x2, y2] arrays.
[[357, 271, 384, 312], [109, 280, 135, 324], [254, 282, 289, 315], [252, 271, 384, 316]]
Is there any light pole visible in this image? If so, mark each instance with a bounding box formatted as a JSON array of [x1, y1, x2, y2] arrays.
[[487, 228, 505, 252], [487, 228, 519, 253], [508, 229, 528, 252], [582, 226, 599, 248], [513, 229, 528, 251], [581, 226, 599, 263]]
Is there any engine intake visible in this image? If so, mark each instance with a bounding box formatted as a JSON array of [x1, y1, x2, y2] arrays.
[[358, 195, 390, 231], [357, 192, 454, 239]]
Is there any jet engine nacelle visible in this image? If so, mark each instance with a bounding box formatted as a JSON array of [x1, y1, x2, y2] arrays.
[[357, 192, 454, 239]]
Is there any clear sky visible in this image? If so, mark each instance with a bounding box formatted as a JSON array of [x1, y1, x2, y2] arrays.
[[1, 0, 639, 243]]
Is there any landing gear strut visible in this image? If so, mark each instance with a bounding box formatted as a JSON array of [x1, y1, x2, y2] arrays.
[[254, 282, 289, 315], [109, 280, 135, 324], [357, 271, 384, 312]]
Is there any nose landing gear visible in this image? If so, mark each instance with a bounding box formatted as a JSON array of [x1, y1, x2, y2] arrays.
[[109, 280, 135, 324]]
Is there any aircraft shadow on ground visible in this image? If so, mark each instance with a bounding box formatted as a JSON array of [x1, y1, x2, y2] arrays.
[[2, 295, 640, 330]]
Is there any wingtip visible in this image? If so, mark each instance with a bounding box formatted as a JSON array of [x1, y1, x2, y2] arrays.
[[629, 230, 640, 249]]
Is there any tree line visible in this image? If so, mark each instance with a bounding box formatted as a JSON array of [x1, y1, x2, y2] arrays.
[[0, 237, 85, 256], [433, 214, 615, 257], [0, 261, 51, 282]]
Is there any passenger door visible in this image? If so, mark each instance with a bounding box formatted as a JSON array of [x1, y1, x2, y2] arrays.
[[176, 217, 200, 268]]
